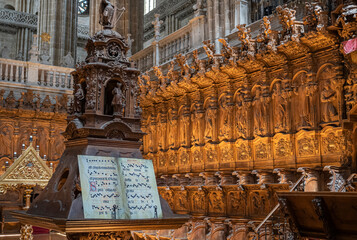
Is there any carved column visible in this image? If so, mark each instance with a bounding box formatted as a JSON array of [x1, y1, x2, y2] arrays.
[[234, 0, 249, 27], [185, 173, 205, 187], [216, 171, 235, 185], [252, 170, 274, 185], [323, 166, 348, 192], [23, 188, 33, 210], [226, 219, 251, 240], [232, 171, 254, 185], [173, 174, 190, 189], [15, 0, 37, 61], [273, 168, 296, 186], [187, 218, 207, 240], [200, 172, 219, 186], [298, 168, 321, 192], [206, 217, 227, 240]]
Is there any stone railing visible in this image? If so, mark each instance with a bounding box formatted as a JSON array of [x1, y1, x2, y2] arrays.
[[0, 58, 74, 90], [131, 24, 192, 71], [0, 8, 37, 29], [132, 45, 154, 73], [159, 24, 191, 65]]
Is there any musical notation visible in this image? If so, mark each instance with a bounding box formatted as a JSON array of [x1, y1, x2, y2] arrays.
[[78, 156, 163, 220]]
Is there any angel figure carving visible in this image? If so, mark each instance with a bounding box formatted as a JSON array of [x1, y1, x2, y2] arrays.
[[100, 0, 115, 29]]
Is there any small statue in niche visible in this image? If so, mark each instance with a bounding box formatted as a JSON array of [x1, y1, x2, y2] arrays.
[[321, 80, 338, 123], [99, 0, 115, 29], [74, 84, 85, 114], [111, 82, 126, 116]]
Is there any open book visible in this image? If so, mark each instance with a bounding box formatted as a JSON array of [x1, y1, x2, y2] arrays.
[[78, 156, 163, 220]]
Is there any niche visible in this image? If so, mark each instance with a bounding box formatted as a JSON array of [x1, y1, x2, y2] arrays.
[[56, 169, 69, 191], [104, 79, 125, 116]]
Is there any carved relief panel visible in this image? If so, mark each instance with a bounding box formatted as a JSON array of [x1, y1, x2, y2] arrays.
[[235, 139, 252, 170], [253, 137, 272, 169], [219, 142, 235, 170], [188, 188, 206, 216], [296, 130, 319, 167], [172, 187, 189, 214], [167, 149, 178, 173], [178, 148, 191, 173], [205, 143, 219, 171], [191, 145, 204, 172], [206, 189, 225, 215], [156, 151, 167, 175], [273, 133, 294, 168], [224, 186, 246, 217]]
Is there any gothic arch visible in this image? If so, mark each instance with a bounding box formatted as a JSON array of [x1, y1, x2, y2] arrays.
[[316, 63, 335, 81], [270, 78, 283, 91], [292, 70, 308, 85]]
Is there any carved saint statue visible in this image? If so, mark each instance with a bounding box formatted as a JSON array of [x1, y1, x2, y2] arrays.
[[273, 82, 289, 132], [99, 0, 115, 29], [158, 117, 167, 150], [253, 88, 264, 136], [219, 96, 231, 140], [204, 108, 216, 141], [235, 94, 247, 138], [74, 84, 85, 113], [168, 110, 177, 148], [180, 115, 190, 146], [191, 105, 202, 145], [321, 81, 338, 123], [111, 82, 126, 116], [294, 73, 315, 127], [0, 125, 11, 156]]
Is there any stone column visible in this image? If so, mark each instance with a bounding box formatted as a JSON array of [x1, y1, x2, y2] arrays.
[[206, 0, 214, 41], [224, 0, 231, 35], [15, 0, 37, 61], [213, 0, 222, 53], [89, 0, 101, 35], [234, 0, 249, 27], [151, 14, 163, 66], [38, 0, 77, 66], [189, 11, 206, 49]]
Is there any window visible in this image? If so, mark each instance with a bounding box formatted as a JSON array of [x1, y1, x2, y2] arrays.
[[78, 0, 90, 15], [144, 0, 156, 14]]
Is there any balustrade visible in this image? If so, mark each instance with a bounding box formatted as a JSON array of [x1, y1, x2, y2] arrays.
[[0, 58, 73, 90], [132, 25, 191, 68]]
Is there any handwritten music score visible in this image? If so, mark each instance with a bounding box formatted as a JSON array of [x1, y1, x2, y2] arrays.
[[78, 156, 162, 220]]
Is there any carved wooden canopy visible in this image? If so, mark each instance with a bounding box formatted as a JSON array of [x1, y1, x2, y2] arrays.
[[0, 142, 52, 194]]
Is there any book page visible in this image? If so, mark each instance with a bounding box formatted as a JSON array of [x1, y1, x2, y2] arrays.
[[119, 158, 163, 219], [78, 155, 128, 219]]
